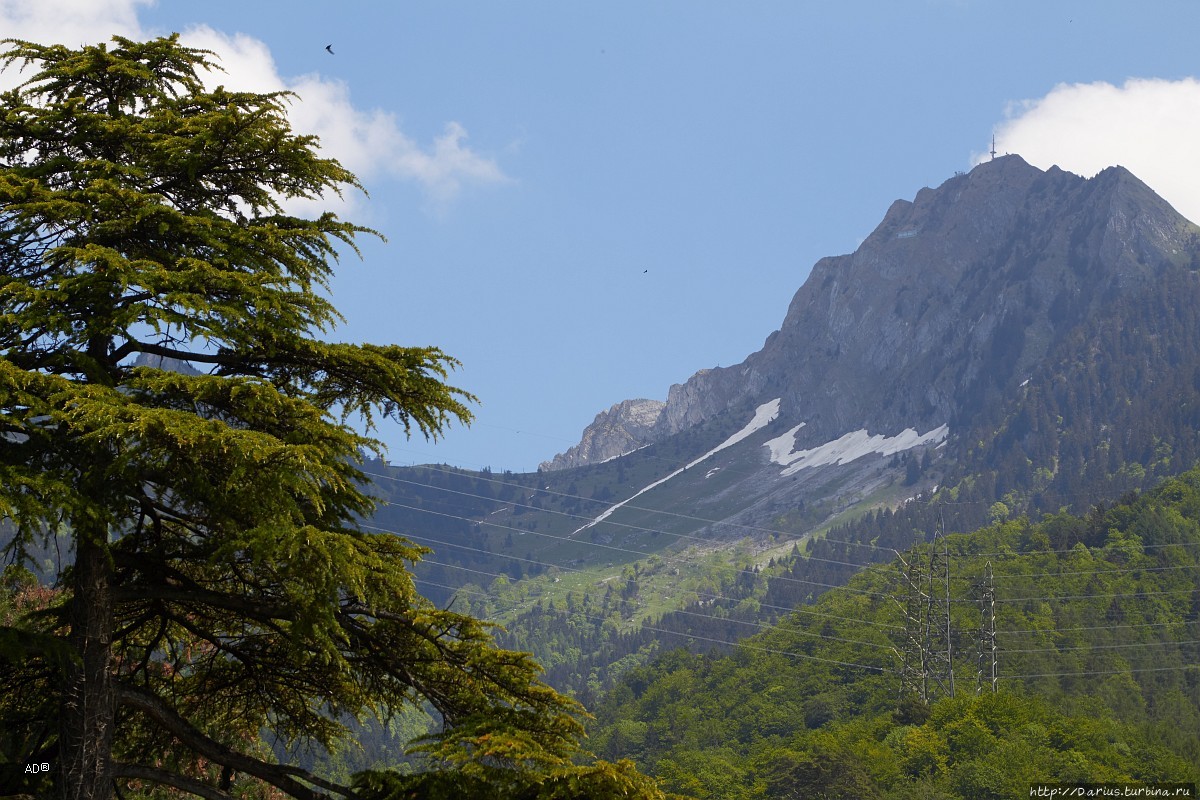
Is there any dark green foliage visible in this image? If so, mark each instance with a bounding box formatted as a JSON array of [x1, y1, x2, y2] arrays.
[[947, 265, 1200, 514], [591, 470, 1200, 798], [759, 742, 882, 800], [353, 758, 672, 800]]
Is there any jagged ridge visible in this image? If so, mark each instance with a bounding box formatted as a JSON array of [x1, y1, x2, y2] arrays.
[[544, 155, 1199, 470]]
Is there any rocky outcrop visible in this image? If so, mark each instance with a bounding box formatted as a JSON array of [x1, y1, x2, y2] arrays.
[[539, 398, 666, 471]]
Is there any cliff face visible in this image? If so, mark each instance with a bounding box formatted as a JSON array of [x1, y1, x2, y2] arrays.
[[539, 398, 665, 471], [543, 156, 1199, 470]]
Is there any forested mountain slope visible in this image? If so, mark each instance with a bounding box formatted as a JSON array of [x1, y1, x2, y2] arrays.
[[589, 469, 1200, 798]]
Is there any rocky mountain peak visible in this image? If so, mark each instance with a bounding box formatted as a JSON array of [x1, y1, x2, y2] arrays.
[[543, 157, 1199, 471]]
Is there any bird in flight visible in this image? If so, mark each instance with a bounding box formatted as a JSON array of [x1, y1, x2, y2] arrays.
[[325, 44, 335, 55]]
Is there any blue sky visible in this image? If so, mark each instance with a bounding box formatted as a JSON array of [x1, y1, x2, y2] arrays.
[[8, 2, 1200, 472]]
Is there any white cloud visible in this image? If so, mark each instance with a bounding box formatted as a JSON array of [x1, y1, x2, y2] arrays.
[[983, 77, 1200, 224], [0, 0, 148, 93], [282, 74, 509, 211], [0, 0, 147, 48], [180, 25, 510, 211], [0, 1, 506, 211]]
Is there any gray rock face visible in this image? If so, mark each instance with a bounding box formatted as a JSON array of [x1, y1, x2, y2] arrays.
[[540, 398, 666, 471], [545, 156, 1197, 467], [132, 352, 201, 376]]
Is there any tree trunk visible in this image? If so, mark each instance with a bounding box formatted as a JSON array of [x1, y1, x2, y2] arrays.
[[58, 528, 116, 800]]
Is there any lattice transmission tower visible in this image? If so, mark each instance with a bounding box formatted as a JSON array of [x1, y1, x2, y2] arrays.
[[924, 509, 955, 699], [893, 507, 956, 702], [892, 547, 929, 702], [976, 560, 998, 693]]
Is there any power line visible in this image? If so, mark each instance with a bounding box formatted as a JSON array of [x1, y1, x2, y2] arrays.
[[375, 500, 893, 601], [418, 576, 891, 675], [989, 563, 1200, 580], [1000, 663, 1200, 680], [365, 520, 907, 650], [370, 497, 1198, 643], [411, 578, 540, 621], [366, 468, 881, 571], [414, 554, 1197, 683], [691, 591, 902, 630], [437, 575, 1200, 682], [373, 502, 648, 558], [370, 468, 1073, 606], [363, 472, 1200, 680], [418, 558, 520, 582], [994, 587, 1197, 604], [365, 462, 943, 560], [663, 608, 894, 651], [369, 527, 586, 576], [1000, 638, 1200, 655], [865, 567, 1197, 606], [371, 467, 941, 603], [372, 499, 1198, 627], [968, 540, 1200, 559], [372, 521, 905, 631], [1001, 619, 1195, 635], [366, 465, 1200, 573], [614, 616, 892, 674], [398, 521, 882, 627]]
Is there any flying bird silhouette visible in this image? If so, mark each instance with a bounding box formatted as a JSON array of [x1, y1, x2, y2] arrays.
[[325, 44, 335, 55]]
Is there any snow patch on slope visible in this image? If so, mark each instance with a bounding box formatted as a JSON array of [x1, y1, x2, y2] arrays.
[[767, 424, 949, 476], [764, 423, 806, 463], [571, 399, 781, 536]]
